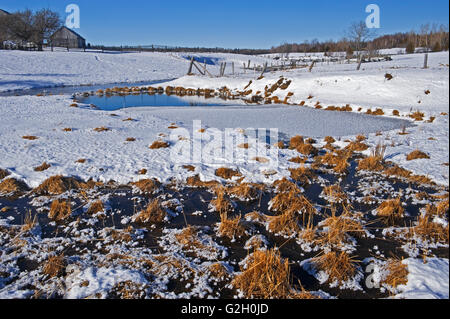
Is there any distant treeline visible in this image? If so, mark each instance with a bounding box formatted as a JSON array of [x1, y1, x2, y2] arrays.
[[271, 24, 449, 55], [87, 44, 271, 55]]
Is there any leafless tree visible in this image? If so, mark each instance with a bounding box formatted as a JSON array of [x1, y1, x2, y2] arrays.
[[32, 9, 62, 50], [347, 21, 376, 57]]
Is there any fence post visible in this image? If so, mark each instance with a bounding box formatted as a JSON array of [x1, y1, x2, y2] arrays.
[[187, 57, 194, 75], [232, 62, 235, 75], [357, 55, 364, 71], [423, 53, 428, 69]]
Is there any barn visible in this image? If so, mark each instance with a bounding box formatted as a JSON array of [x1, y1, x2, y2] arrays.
[[0, 9, 10, 16], [50, 26, 86, 49]]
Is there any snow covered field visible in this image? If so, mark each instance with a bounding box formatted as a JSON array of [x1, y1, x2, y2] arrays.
[[0, 49, 448, 299]]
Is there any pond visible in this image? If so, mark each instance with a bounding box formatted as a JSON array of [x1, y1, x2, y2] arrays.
[[79, 93, 230, 111]]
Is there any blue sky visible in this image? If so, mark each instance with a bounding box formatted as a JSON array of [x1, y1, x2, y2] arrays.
[[1, 0, 448, 48]]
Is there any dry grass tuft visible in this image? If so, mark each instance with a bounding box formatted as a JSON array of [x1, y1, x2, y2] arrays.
[[289, 135, 304, 149], [218, 212, 245, 239], [186, 175, 219, 189], [0, 168, 10, 180], [319, 215, 365, 246], [34, 175, 81, 195], [43, 254, 65, 278], [62, 128, 72, 132], [48, 200, 72, 221], [406, 150, 430, 161], [232, 249, 291, 299], [289, 165, 315, 184], [296, 143, 318, 156], [22, 135, 39, 140], [357, 143, 386, 172], [409, 111, 425, 121], [238, 143, 250, 149], [310, 251, 358, 284], [382, 258, 408, 288], [324, 136, 336, 144], [0, 178, 29, 195], [268, 210, 300, 235], [87, 200, 104, 215], [22, 210, 38, 232], [93, 126, 110, 132], [134, 199, 166, 224], [211, 187, 233, 214], [126, 137, 136, 142], [132, 179, 159, 193], [149, 141, 170, 149], [346, 141, 369, 152], [215, 167, 242, 180], [34, 162, 51, 172], [410, 203, 449, 244], [377, 198, 405, 226], [323, 185, 348, 203], [227, 183, 261, 201]]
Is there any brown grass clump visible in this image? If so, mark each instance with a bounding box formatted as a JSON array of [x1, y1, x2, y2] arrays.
[[43, 254, 65, 278], [377, 198, 405, 226], [346, 140, 369, 152], [132, 179, 159, 193], [274, 141, 286, 149], [315, 150, 352, 174], [289, 165, 315, 184], [383, 165, 412, 179], [227, 183, 261, 201], [323, 185, 348, 203], [411, 204, 449, 244], [0, 169, 10, 180], [22, 135, 39, 140], [289, 135, 304, 149], [0, 178, 29, 195], [409, 111, 425, 121], [218, 212, 245, 239], [357, 143, 386, 172], [319, 215, 365, 246], [34, 162, 51, 172], [76, 159, 87, 164], [238, 143, 250, 149], [382, 258, 409, 288], [87, 200, 104, 215], [392, 110, 400, 116], [268, 210, 300, 235], [62, 128, 72, 132], [149, 141, 170, 149], [186, 175, 219, 189], [134, 199, 166, 224], [324, 136, 336, 144], [211, 187, 233, 214], [406, 150, 430, 161], [48, 200, 72, 221], [215, 167, 242, 180], [310, 251, 358, 284], [22, 210, 38, 232], [296, 143, 318, 156], [126, 137, 136, 142], [34, 175, 81, 195], [252, 157, 269, 164], [289, 156, 307, 164], [93, 126, 110, 132], [385, 73, 393, 81], [232, 249, 291, 299]]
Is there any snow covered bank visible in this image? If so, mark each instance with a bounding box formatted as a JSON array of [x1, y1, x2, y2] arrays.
[[0, 50, 271, 93]]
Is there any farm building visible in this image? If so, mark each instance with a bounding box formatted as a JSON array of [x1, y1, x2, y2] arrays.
[[0, 9, 10, 16], [50, 26, 86, 49]]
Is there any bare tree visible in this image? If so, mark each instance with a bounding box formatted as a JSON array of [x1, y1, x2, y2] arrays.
[[347, 21, 376, 57], [32, 9, 62, 50], [7, 10, 35, 45]]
